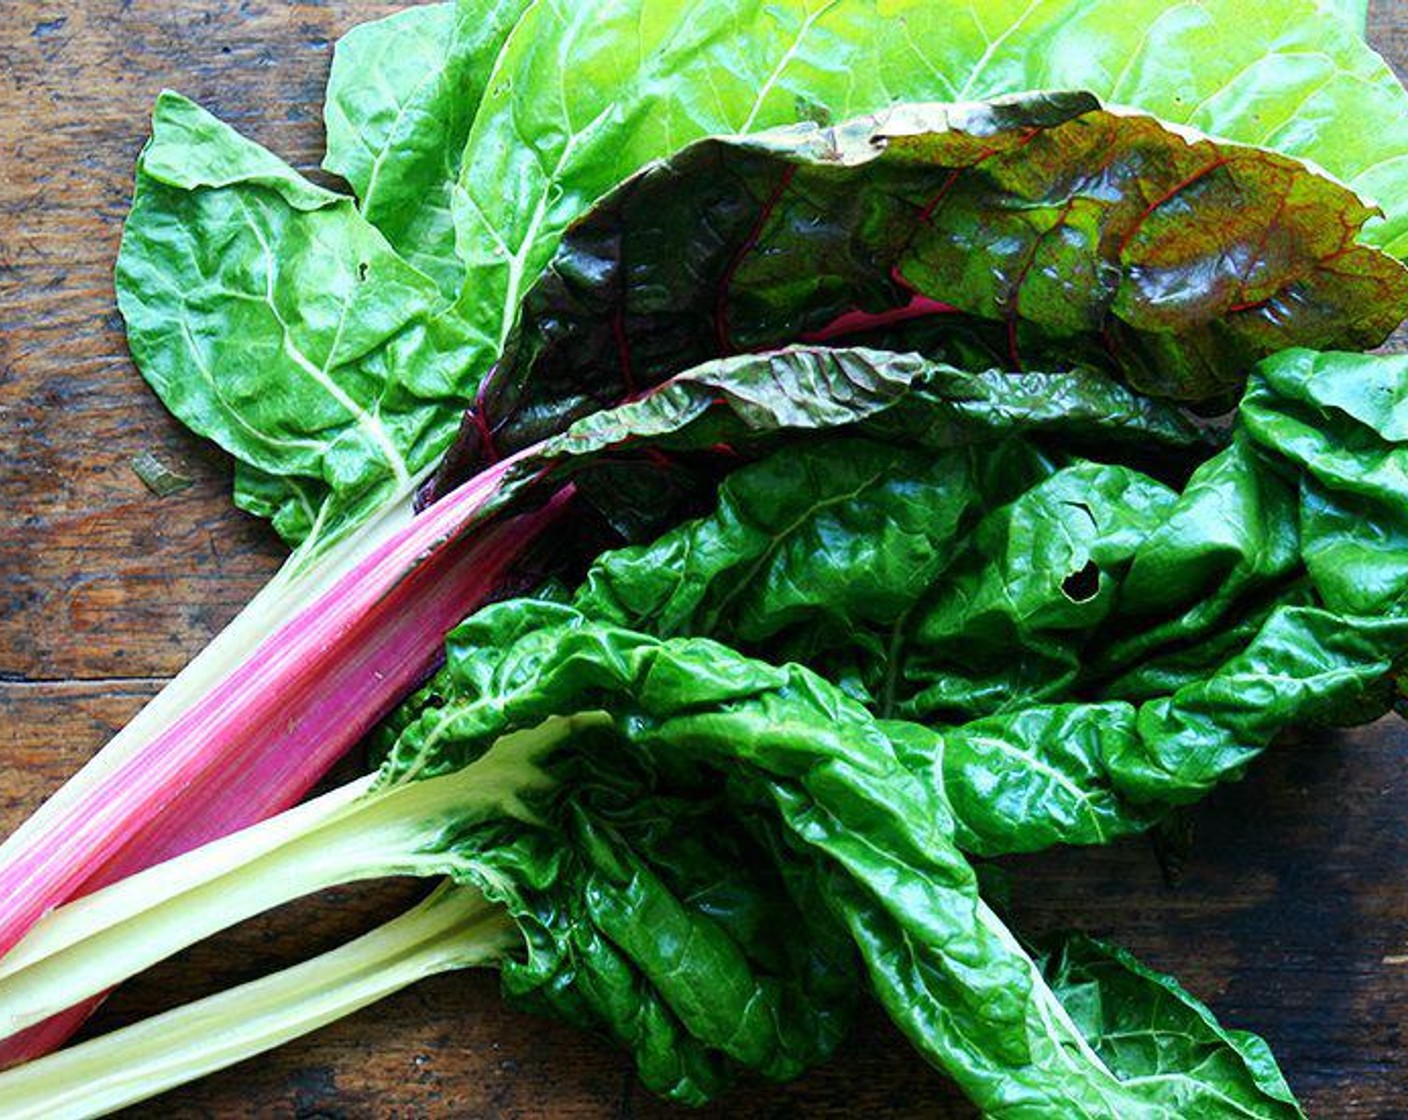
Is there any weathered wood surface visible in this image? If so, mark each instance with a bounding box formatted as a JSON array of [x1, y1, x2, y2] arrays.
[[0, 2, 1405, 1116]]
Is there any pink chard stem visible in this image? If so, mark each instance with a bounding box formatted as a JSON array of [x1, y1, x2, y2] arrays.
[[0, 455, 570, 1066]]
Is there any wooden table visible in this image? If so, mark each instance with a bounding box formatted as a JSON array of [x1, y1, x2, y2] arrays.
[[1, 3, 1405, 1116]]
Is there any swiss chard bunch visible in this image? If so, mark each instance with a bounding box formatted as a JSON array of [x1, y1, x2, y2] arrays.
[[0, 605, 1306, 1119], [4, 0, 1408, 1115], [6, 344, 1408, 1118], [12, 86, 1399, 999]]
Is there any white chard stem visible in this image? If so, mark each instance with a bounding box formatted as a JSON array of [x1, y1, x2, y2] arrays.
[[0, 884, 513, 1120], [0, 714, 586, 1041]]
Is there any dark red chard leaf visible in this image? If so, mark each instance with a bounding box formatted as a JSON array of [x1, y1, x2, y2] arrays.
[[450, 92, 1407, 479]]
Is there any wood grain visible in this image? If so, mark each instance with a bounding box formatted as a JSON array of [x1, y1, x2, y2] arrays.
[[1, 2, 1405, 1117]]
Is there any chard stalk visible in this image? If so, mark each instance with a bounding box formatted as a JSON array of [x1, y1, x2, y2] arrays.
[[0, 451, 573, 1064], [0, 715, 596, 1041], [0, 478, 420, 869], [0, 883, 514, 1120]]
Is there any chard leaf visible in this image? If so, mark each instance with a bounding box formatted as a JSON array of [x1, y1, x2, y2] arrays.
[[474, 346, 938, 527], [935, 705, 1154, 856], [1039, 933, 1303, 1118], [444, 753, 860, 1104], [1241, 349, 1408, 616], [122, 2, 1408, 551], [451, 0, 1408, 406], [572, 438, 1011, 649], [459, 95, 1405, 468], [323, 0, 531, 292], [117, 93, 470, 552], [903, 460, 1183, 713], [563, 350, 1408, 850], [1316, 0, 1369, 33], [1112, 605, 1407, 804], [467, 346, 1207, 554], [381, 604, 1303, 1116]]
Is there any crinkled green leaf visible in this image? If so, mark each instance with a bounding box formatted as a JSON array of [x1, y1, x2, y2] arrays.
[[381, 353, 1392, 1109], [1096, 438, 1303, 676], [123, 2, 1408, 553], [117, 93, 476, 552], [1040, 933, 1302, 1118], [573, 438, 1032, 652], [566, 350, 1408, 850], [937, 705, 1154, 856], [380, 352, 1210, 827], [1113, 605, 1405, 804], [323, 0, 531, 292], [904, 460, 1182, 714], [379, 603, 1303, 1116], [1241, 348, 1408, 616], [136, 91, 342, 211], [448, 752, 859, 1104], [462, 345, 1205, 543], [456, 95, 1405, 470]]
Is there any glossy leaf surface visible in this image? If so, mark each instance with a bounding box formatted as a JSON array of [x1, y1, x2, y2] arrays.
[[569, 350, 1408, 850], [452, 0, 1408, 388], [461, 96, 1406, 470], [374, 602, 1304, 1116], [323, 0, 532, 292]]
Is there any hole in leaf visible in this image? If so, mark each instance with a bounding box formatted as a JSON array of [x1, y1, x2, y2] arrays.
[[1061, 559, 1100, 603], [357, 261, 369, 281], [1061, 499, 1096, 526]]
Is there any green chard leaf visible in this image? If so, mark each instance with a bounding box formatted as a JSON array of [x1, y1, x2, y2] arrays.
[[1241, 349, 1408, 617], [120, 2, 1408, 553], [1315, 0, 1370, 33], [455, 94, 1406, 471], [323, 0, 532, 293], [443, 751, 861, 1104], [453, 346, 1213, 584], [934, 705, 1156, 856], [117, 93, 475, 551], [378, 348, 1212, 792], [449, 0, 1408, 413], [1039, 933, 1303, 1118], [564, 350, 1408, 850], [377, 603, 1303, 1117], [365, 344, 1408, 861]]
